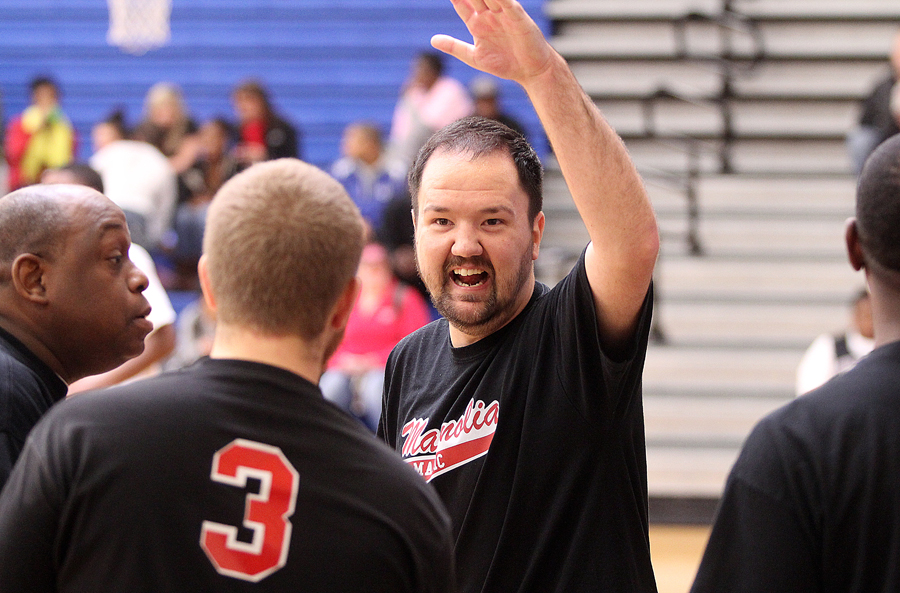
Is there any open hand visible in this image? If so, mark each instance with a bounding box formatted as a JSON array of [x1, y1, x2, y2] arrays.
[[431, 0, 555, 87]]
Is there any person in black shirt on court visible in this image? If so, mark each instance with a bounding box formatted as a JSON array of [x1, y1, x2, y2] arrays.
[[0, 159, 456, 592], [378, 0, 659, 591], [692, 133, 900, 593], [0, 183, 152, 490]]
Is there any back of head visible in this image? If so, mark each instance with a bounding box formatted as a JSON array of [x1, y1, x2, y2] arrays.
[[42, 163, 105, 194], [203, 159, 364, 340], [408, 115, 543, 221], [418, 51, 444, 78], [93, 110, 129, 149], [856, 134, 900, 272]]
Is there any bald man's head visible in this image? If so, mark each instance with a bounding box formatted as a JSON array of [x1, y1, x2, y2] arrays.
[[0, 185, 100, 283], [0, 184, 153, 383]]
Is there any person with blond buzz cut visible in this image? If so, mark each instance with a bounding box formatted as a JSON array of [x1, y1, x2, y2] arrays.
[[0, 159, 456, 593]]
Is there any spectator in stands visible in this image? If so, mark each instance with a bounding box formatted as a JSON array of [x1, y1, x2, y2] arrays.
[[847, 28, 900, 174], [320, 241, 430, 431], [469, 75, 527, 138], [331, 122, 407, 233], [691, 133, 900, 592], [132, 82, 202, 190], [378, 191, 430, 303], [231, 79, 300, 166], [388, 51, 473, 168], [795, 288, 874, 395], [40, 163, 177, 393], [90, 111, 178, 251], [169, 118, 241, 290], [4, 76, 75, 190], [0, 182, 152, 489]]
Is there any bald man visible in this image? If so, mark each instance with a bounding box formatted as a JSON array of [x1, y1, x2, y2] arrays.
[[0, 184, 152, 489]]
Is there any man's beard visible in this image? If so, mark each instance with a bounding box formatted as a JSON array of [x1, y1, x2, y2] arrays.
[[419, 244, 534, 338]]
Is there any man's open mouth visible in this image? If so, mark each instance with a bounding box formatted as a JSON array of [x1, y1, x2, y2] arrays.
[[452, 268, 489, 287]]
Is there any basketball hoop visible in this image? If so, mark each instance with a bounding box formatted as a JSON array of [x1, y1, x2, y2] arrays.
[[107, 0, 172, 56]]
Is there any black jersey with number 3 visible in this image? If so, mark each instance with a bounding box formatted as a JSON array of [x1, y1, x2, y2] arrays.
[[0, 358, 455, 593]]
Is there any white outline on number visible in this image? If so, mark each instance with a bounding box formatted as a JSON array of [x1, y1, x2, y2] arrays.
[[200, 439, 299, 582]]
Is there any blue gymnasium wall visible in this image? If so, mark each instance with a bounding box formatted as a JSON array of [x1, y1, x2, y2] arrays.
[[0, 0, 547, 170]]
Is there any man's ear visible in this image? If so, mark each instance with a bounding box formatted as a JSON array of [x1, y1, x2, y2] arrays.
[[532, 211, 545, 261], [197, 255, 217, 313], [11, 254, 49, 304], [845, 217, 866, 272], [329, 276, 361, 332]]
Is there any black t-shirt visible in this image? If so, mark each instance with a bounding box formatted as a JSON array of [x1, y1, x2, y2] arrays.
[[0, 325, 67, 491], [692, 340, 900, 593], [0, 357, 455, 593], [379, 253, 657, 593]]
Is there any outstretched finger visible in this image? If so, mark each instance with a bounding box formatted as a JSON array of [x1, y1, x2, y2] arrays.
[[448, 0, 477, 23], [431, 34, 476, 69]]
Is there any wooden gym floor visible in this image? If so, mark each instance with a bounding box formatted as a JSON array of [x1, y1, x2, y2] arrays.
[[649, 524, 711, 593]]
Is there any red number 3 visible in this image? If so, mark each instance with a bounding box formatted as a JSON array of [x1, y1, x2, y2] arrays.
[[200, 439, 300, 582]]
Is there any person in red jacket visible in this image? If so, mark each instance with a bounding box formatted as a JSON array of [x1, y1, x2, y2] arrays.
[[320, 241, 431, 431], [4, 77, 76, 190]]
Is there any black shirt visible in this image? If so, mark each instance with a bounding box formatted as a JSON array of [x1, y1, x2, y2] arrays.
[[692, 340, 900, 593], [379, 252, 657, 593], [0, 324, 67, 491], [0, 357, 455, 592]]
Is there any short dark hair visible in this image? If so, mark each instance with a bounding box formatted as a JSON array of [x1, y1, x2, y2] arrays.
[[53, 163, 105, 194], [417, 52, 444, 77], [101, 109, 130, 140], [29, 76, 58, 95], [407, 115, 543, 221], [856, 134, 900, 272], [232, 79, 274, 121]]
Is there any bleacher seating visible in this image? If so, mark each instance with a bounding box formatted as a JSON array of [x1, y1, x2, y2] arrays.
[[0, 0, 546, 170], [542, 0, 900, 520]]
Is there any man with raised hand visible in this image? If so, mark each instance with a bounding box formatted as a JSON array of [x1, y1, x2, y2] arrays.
[[378, 0, 659, 591]]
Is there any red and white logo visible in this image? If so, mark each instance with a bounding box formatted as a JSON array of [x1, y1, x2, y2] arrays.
[[400, 398, 500, 482]]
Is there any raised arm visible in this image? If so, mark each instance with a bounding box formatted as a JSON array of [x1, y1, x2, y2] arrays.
[[432, 0, 659, 348]]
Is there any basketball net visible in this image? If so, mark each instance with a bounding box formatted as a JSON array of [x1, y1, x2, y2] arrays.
[[107, 0, 172, 55]]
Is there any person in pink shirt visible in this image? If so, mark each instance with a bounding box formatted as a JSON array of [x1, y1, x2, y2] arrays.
[[388, 51, 474, 169], [320, 242, 431, 431]]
